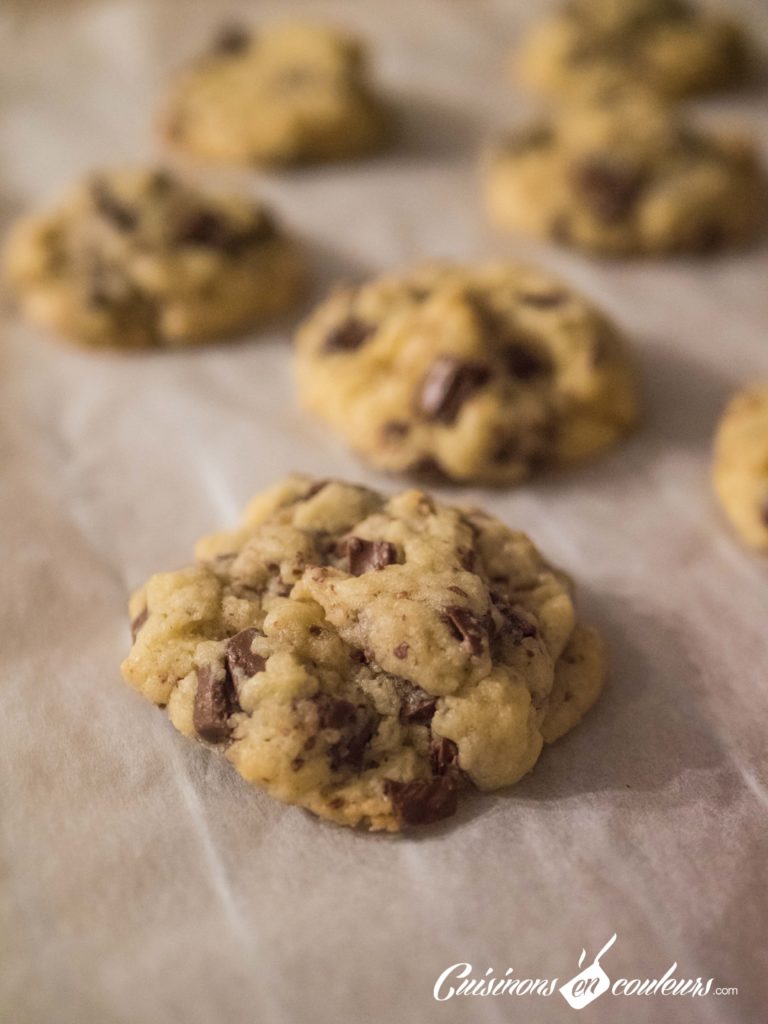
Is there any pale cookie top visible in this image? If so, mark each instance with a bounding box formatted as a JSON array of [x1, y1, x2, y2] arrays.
[[160, 21, 391, 166], [295, 263, 638, 485], [713, 385, 768, 553], [487, 91, 765, 257], [516, 0, 751, 100], [4, 168, 304, 349], [121, 476, 606, 831]]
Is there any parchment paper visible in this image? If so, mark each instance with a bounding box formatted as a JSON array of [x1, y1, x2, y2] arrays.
[[1, 2, 767, 1022]]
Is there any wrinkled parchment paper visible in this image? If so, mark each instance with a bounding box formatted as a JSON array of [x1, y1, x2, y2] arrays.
[[1, 2, 767, 1022]]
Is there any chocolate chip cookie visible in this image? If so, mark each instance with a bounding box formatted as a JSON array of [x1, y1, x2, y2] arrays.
[[4, 168, 304, 350], [486, 91, 765, 258], [516, 0, 751, 100], [160, 21, 390, 166], [713, 384, 768, 553], [294, 263, 638, 485], [121, 475, 606, 831]]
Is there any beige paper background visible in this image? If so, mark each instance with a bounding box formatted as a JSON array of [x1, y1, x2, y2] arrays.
[[1, 1, 767, 1022]]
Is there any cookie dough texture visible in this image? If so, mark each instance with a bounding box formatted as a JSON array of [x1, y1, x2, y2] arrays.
[[295, 263, 638, 485], [516, 0, 751, 100], [486, 93, 765, 258], [4, 168, 303, 350], [160, 21, 390, 166], [121, 476, 607, 831], [713, 385, 768, 552]]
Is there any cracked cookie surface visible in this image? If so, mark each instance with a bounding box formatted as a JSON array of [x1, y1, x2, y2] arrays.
[[516, 0, 751, 100], [294, 263, 638, 485], [486, 92, 764, 258], [4, 168, 304, 350], [121, 476, 606, 831], [713, 384, 768, 553], [160, 21, 390, 166]]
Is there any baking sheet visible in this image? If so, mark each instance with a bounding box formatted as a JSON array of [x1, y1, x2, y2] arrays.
[[1, 1, 767, 1022]]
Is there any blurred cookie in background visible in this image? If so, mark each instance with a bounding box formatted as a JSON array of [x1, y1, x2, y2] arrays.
[[295, 262, 639, 486], [160, 21, 392, 167], [515, 0, 753, 100], [713, 384, 768, 553], [3, 168, 305, 350], [485, 90, 765, 258]]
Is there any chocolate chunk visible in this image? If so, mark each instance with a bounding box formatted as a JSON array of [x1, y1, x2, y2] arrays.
[[175, 210, 274, 253], [519, 290, 567, 309], [226, 628, 266, 686], [91, 182, 137, 231], [457, 547, 476, 572], [393, 678, 437, 724], [571, 159, 646, 224], [393, 642, 410, 659], [441, 606, 486, 656], [313, 695, 376, 771], [193, 664, 238, 744], [431, 736, 459, 775], [343, 537, 396, 576], [130, 606, 148, 642], [323, 318, 374, 353], [384, 776, 458, 826], [406, 456, 449, 482], [418, 356, 490, 424], [695, 222, 725, 255], [314, 694, 358, 731], [148, 170, 174, 194], [491, 593, 538, 642], [212, 23, 251, 54], [303, 479, 330, 500], [504, 343, 552, 380]]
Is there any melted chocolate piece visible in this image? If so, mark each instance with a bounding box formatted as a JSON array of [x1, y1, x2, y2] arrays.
[[504, 343, 552, 380], [324, 318, 374, 353], [384, 776, 458, 826], [393, 642, 410, 660], [91, 182, 138, 232], [519, 290, 567, 309], [441, 606, 486, 656], [430, 736, 459, 775], [226, 628, 266, 686], [572, 159, 647, 224], [393, 678, 437, 724], [491, 592, 538, 642], [311, 694, 377, 771], [418, 356, 490, 424], [212, 23, 251, 54], [175, 210, 274, 253], [343, 537, 396, 576], [193, 664, 238, 744]]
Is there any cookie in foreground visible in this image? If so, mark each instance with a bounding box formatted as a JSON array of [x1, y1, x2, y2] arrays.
[[121, 476, 606, 831], [3, 168, 304, 350], [515, 0, 752, 100], [295, 262, 638, 484], [486, 91, 765, 258], [159, 21, 391, 166], [713, 384, 768, 553]]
